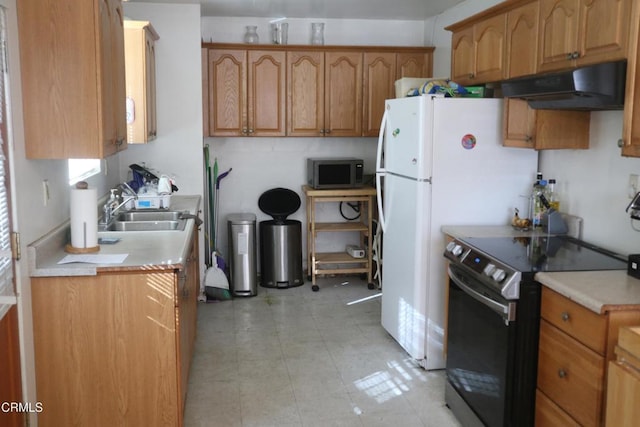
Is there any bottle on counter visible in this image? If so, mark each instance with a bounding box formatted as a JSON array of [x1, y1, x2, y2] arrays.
[[532, 173, 548, 227], [547, 178, 560, 211]]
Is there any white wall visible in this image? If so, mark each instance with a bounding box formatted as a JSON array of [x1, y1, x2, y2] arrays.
[[120, 3, 204, 268], [121, 3, 203, 196], [539, 112, 640, 255]]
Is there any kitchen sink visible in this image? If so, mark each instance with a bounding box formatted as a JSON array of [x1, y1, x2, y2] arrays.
[[99, 209, 188, 232], [116, 210, 184, 222]]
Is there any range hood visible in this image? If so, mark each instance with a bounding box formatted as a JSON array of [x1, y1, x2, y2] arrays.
[[501, 61, 627, 110]]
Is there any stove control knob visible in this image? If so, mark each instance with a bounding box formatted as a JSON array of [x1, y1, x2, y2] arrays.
[[483, 264, 496, 276], [451, 245, 464, 257], [445, 241, 457, 253], [492, 269, 507, 283]]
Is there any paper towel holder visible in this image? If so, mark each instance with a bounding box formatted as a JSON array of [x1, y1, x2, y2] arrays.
[[66, 181, 100, 254]]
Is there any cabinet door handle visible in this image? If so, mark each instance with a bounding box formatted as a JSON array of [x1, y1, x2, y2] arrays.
[[572, 51, 580, 59], [561, 311, 570, 322], [325, 129, 331, 134], [558, 368, 567, 378], [248, 129, 254, 134], [319, 129, 326, 134], [468, 73, 475, 79], [116, 137, 125, 146], [566, 52, 573, 60]]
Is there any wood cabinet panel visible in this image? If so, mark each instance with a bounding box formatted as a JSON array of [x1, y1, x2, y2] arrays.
[[325, 51, 363, 137], [31, 228, 199, 426], [505, 1, 539, 79], [17, 0, 127, 159], [32, 273, 179, 427], [621, 0, 640, 157], [208, 49, 247, 136], [124, 21, 159, 144], [450, 27, 475, 84], [577, 0, 631, 67], [396, 52, 433, 78], [535, 389, 580, 427], [363, 52, 396, 137], [541, 285, 607, 353], [287, 50, 325, 136], [606, 361, 640, 427], [538, 0, 579, 72], [537, 320, 604, 427], [247, 50, 286, 136], [538, 0, 630, 72], [0, 307, 23, 427], [503, 98, 590, 149], [474, 14, 506, 83]]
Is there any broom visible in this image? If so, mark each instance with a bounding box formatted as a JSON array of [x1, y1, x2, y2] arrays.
[[202, 155, 232, 300]]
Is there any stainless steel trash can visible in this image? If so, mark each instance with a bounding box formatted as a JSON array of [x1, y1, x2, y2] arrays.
[[227, 213, 258, 297], [260, 220, 303, 288]]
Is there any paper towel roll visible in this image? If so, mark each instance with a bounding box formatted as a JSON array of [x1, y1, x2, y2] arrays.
[[70, 185, 98, 249]]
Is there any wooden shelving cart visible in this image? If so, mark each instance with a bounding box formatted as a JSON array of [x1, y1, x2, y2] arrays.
[[302, 185, 377, 291]]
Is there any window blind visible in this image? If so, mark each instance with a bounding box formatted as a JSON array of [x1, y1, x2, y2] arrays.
[[0, 6, 15, 314]]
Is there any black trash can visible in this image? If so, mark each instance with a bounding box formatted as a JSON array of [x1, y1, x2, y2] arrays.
[[258, 188, 304, 288]]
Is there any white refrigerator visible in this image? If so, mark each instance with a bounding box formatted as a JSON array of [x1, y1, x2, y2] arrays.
[[375, 95, 538, 370]]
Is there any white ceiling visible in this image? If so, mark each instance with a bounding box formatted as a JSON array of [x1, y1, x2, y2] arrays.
[[126, 0, 466, 20]]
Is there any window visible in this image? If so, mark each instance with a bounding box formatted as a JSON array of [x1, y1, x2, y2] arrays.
[[0, 5, 15, 315], [68, 159, 101, 186]]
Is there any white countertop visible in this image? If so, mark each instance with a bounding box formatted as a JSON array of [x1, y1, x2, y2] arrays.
[[28, 195, 201, 277], [535, 271, 640, 314], [442, 225, 640, 314]]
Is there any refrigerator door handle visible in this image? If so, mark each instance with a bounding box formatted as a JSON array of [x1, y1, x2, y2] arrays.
[[376, 108, 388, 232]]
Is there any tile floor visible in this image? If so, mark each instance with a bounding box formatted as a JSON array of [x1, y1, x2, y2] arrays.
[[184, 276, 462, 427]]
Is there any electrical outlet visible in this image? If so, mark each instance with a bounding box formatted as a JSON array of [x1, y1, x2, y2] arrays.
[[42, 179, 49, 206], [629, 174, 639, 199]]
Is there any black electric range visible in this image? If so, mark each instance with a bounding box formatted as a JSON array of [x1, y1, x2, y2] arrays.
[[460, 235, 627, 277], [443, 235, 627, 427]]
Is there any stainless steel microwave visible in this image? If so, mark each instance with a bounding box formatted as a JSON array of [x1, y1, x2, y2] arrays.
[[307, 158, 364, 189]]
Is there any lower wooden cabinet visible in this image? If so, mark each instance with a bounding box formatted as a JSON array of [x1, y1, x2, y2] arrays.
[[536, 287, 640, 426], [31, 232, 199, 427], [0, 306, 24, 427], [605, 327, 640, 427]]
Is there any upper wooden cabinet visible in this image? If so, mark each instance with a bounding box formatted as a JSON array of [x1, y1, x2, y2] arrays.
[[621, 0, 640, 157], [363, 51, 434, 136], [538, 0, 631, 73], [124, 20, 159, 144], [17, 0, 127, 159], [505, 1, 539, 79], [289, 49, 364, 137], [206, 48, 286, 136], [503, 98, 590, 149], [287, 50, 325, 136], [448, 13, 506, 86], [396, 52, 433, 79], [203, 44, 433, 138]]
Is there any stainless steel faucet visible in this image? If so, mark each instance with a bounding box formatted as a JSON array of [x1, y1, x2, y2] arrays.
[[101, 184, 138, 225]]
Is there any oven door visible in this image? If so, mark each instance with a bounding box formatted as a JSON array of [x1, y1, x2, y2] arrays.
[[446, 264, 517, 427]]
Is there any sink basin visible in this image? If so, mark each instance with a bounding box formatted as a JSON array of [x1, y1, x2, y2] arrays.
[[110, 220, 185, 232], [116, 210, 184, 222], [99, 209, 188, 232]]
